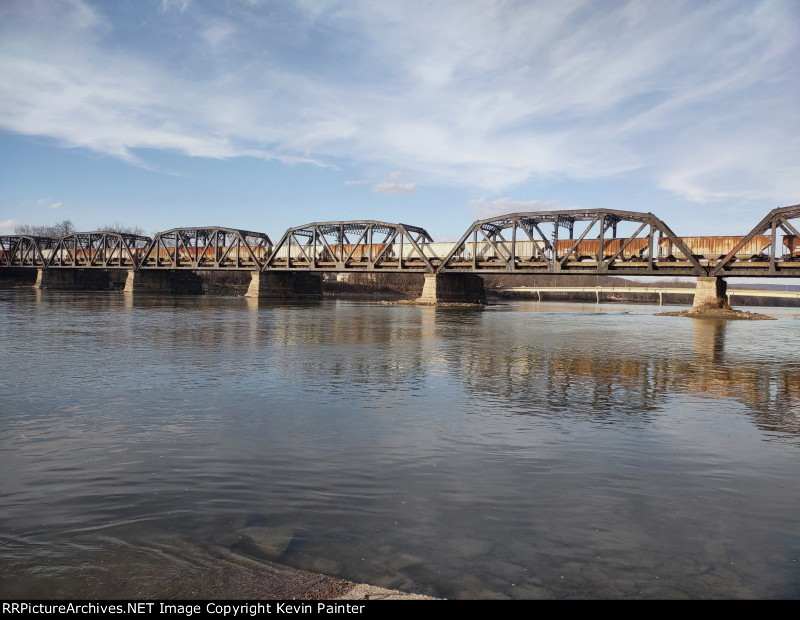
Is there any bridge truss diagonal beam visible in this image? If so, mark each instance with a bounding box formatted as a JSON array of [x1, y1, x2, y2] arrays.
[[711, 204, 800, 277], [139, 227, 272, 270], [264, 221, 437, 272], [437, 209, 708, 277]]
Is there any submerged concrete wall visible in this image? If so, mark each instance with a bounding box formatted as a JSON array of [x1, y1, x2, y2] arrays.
[[693, 277, 729, 310], [246, 271, 323, 298], [417, 273, 486, 304]]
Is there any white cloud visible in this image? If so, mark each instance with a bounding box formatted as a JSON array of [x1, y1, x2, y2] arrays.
[[469, 197, 561, 219], [202, 22, 235, 51], [373, 171, 415, 195], [160, 0, 192, 13], [0, 0, 796, 208], [344, 179, 368, 185], [0, 219, 25, 234], [36, 198, 61, 209]]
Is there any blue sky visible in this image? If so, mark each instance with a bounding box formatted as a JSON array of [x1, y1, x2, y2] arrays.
[[0, 0, 797, 242]]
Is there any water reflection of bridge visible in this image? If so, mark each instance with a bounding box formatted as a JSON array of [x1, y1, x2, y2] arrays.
[[232, 300, 798, 438], [446, 316, 799, 438], [1, 205, 799, 303]]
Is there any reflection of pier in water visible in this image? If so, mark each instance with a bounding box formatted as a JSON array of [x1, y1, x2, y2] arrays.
[[448, 316, 800, 438]]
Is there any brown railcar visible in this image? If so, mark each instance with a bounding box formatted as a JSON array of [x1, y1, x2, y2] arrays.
[[555, 238, 650, 260]]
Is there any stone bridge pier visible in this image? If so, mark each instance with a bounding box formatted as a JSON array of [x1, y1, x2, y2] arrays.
[[692, 277, 729, 310], [123, 270, 204, 294], [35, 268, 111, 290], [246, 271, 323, 298], [417, 273, 486, 304]]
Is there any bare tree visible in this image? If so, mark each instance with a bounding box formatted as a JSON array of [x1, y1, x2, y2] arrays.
[[14, 219, 76, 238], [98, 221, 147, 236]]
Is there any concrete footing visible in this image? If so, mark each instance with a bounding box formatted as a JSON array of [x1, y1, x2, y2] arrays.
[[245, 271, 323, 298], [35, 268, 111, 291], [693, 277, 729, 310], [417, 273, 486, 304]]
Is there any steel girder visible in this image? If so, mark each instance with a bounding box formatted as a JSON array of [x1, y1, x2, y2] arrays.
[[0, 236, 56, 268], [47, 232, 152, 269], [139, 227, 272, 270], [711, 204, 800, 277], [265, 221, 436, 272], [437, 209, 708, 276]]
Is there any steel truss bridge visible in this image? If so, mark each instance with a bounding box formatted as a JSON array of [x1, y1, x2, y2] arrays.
[[2, 205, 799, 278]]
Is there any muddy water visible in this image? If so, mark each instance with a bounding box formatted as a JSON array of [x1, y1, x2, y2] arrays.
[[0, 290, 798, 599]]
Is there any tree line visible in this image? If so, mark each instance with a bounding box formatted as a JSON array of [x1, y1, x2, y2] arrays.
[[14, 220, 146, 237]]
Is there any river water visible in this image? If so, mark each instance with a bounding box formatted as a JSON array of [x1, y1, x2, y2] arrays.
[[0, 290, 798, 599]]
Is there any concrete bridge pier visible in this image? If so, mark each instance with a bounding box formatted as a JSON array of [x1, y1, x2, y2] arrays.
[[246, 271, 323, 298], [692, 277, 729, 310], [417, 273, 486, 304], [35, 268, 111, 291], [123, 270, 173, 293]]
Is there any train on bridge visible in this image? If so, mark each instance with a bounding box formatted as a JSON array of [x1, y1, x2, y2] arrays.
[[3, 235, 800, 266], [2, 206, 799, 277]]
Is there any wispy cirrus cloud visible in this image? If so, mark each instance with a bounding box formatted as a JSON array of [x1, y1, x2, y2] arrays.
[[0, 0, 796, 208]]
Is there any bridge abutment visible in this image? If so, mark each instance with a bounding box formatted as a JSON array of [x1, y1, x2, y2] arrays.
[[246, 271, 323, 298], [417, 273, 486, 304], [693, 277, 729, 310], [35, 268, 111, 291]]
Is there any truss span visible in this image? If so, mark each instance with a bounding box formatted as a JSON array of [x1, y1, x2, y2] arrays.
[[437, 209, 708, 276], [139, 227, 272, 270], [265, 221, 438, 272], [48, 232, 152, 269], [0, 236, 56, 268]]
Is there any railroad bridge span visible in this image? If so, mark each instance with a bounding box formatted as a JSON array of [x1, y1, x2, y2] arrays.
[[1, 205, 798, 306]]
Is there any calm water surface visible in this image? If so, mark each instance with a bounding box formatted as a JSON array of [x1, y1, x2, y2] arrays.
[[1, 290, 798, 599]]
